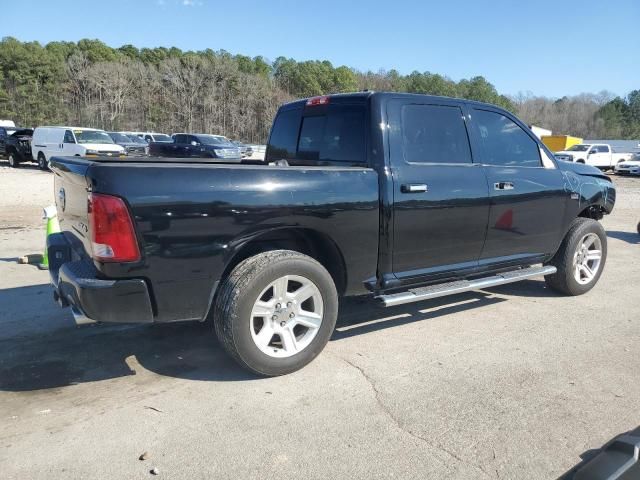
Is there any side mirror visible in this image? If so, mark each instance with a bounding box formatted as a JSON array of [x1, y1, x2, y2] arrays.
[[588, 150, 596, 155]]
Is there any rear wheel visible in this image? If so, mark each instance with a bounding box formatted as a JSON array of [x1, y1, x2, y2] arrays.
[[37, 152, 47, 170], [8, 152, 19, 168], [213, 250, 338, 376], [545, 218, 607, 295]]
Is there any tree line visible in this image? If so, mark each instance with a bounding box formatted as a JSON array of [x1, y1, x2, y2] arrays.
[[0, 37, 637, 143]]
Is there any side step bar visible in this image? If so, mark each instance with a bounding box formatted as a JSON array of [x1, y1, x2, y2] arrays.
[[378, 265, 557, 307]]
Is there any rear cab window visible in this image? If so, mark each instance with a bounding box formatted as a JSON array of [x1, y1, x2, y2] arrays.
[[266, 99, 367, 166]]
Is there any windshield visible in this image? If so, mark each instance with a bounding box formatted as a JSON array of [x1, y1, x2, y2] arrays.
[[11, 129, 33, 137], [74, 130, 114, 145], [153, 134, 172, 142], [108, 132, 133, 143], [198, 135, 233, 146], [568, 144, 591, 152]]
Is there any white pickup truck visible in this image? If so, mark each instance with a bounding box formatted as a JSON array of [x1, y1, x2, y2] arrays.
[[554, 143, 633, 170]]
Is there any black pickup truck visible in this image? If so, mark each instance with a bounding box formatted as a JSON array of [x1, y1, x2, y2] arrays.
[[148, 133, 242, 160], [4, 128, 33, 167], [47, 92, 615, 376]]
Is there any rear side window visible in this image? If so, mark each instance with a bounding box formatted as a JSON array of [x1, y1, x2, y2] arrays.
[[400, 104, 471, 164], [297, 105, 366, 163], [266, 108, 302, 161], [473, 109, 541, 167]]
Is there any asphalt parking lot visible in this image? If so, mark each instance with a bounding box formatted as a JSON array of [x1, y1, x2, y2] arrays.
[[1, 164, 639, 479]]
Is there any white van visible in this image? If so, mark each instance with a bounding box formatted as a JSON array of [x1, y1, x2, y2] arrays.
[[31, 126, 125, 169]]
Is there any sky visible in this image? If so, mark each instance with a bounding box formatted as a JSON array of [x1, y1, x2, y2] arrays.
[[3, 0, 639, 98]]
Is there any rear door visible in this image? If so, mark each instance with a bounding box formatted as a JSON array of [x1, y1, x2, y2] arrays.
[[388, 98, 490, 281], [468, 106, 567, 266]]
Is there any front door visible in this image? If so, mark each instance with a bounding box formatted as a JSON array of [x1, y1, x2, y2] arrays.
[[467, 106, 568, 266], [588, 145, 610, 168], [388, 99, 490, 281]]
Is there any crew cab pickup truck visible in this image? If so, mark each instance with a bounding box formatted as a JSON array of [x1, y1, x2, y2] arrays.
[[554, 143, 633, 169], [47, 92, 615, 376], [148, 133, 241, 160]]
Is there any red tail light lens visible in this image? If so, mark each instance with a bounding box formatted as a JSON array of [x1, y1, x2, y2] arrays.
[[306, 95, 330, 107], [88, 193, 141, 262]]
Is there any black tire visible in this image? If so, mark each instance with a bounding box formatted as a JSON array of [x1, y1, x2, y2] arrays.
[[37, 152, 47, 170], [544, 218, 607, 296], [8, 152, 19, 168], [213, 250, 338, 376]]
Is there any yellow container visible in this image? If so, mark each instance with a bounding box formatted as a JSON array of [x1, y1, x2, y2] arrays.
[[541, 135, 583, 152]]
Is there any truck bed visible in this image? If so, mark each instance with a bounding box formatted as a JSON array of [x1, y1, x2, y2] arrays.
[[49, 155, 380, 323]]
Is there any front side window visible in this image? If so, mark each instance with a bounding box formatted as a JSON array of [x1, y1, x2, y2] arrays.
[[400, 104, 472, 164], [296, 104, 365, 163], [594, 145, 610, 153], [473, 109, 541, 167], [64, 130, 75, 143]]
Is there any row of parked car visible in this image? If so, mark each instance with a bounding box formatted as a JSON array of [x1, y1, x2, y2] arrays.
[[0, 121, 255, 169]]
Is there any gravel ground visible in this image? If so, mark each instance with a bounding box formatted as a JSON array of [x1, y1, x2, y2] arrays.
[[0, 163, 639, 479]]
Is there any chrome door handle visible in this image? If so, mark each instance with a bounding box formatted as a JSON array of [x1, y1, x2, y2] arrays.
[[494, 182, 514, 191], [401, 184, 428, 193]]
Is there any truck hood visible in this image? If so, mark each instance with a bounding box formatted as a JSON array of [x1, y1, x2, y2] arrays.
[[557, 158, 610, 180], [81, 143, 124, 152]]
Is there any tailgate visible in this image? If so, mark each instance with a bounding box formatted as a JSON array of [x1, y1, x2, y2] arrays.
[[50, 157, 93, 257]]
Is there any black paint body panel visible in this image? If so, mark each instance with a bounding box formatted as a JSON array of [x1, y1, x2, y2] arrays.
[[48, 92, 616, 323]]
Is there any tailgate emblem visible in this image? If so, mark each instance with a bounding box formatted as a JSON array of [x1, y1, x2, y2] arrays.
[[58, 187, 66, 212]]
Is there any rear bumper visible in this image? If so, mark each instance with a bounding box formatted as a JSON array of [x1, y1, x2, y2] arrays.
[[48, 233, 154, 323]]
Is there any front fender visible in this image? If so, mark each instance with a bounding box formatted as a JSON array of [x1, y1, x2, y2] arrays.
[[560, 165, 615, 219]]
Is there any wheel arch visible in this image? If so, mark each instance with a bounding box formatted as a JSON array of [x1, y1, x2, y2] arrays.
[[578, 204, 605, 220], [221, 227, 348, 297]]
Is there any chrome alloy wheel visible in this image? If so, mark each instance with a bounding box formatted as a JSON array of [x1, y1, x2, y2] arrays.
[[573, 233, 603, 285], [249, 275, 324, 358]]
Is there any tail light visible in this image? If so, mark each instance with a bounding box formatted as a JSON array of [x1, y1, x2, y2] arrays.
[[306, 95, 330, 107], [88, 193, 141, 262]]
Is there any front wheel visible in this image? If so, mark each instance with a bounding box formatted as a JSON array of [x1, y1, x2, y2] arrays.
[[8, 152, 19, 168], [545, 218, 607, 295], [213, 250, 338, 376], [37, 152, 47, 170]]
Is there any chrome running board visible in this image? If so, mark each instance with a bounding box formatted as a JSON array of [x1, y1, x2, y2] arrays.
[[378, 265, 557, 307]]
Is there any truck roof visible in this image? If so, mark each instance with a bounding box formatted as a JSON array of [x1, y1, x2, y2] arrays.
[[279, 91, 507, 111]]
